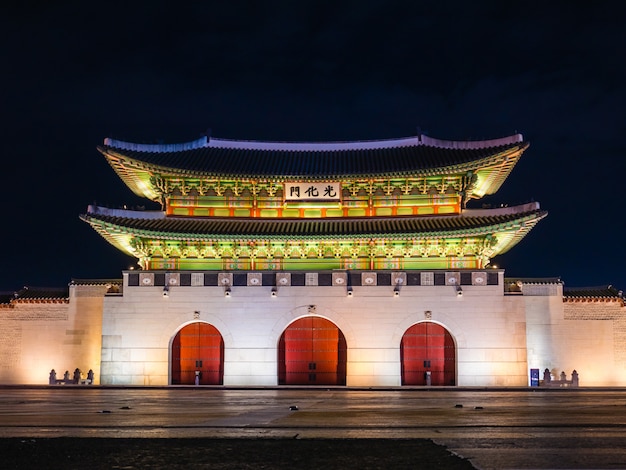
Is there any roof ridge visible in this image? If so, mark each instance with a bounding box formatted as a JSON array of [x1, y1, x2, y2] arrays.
[[103, 133, 525, 153]]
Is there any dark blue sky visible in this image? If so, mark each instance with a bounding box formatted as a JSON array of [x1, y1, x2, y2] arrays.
[[2, 2, 624, 291]]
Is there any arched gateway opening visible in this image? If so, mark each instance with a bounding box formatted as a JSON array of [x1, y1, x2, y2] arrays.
[[171, 322, 224, 385], [401, 322, 456, 386], [278, 317, 347, 385]]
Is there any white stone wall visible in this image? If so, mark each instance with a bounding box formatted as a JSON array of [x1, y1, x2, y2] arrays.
[[4, 276, 624, 387], [100, 272, 532, 387], [525, 286, 626, 387], [0, 303, 69, 384], [0, 284, 105, 385]]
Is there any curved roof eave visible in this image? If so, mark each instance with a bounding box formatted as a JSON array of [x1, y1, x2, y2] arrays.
[[80, 203, 546, 245]]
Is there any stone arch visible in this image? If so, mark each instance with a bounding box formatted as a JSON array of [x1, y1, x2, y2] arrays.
[[171, 321, 224, 385], [268, 304, 356, 348], [277, 316, 347, 386], [401, 321, 456, 386]]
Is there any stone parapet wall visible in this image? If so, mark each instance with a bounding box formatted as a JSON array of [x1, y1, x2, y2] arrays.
[[0, 303, 71, 383], [564, 301, 624, 320], [522, 284, 559, 296], [0, 304, 69, 321], [0, 286, 105, 385], [73, 285, 111, 297], [565, 301, 626, 369]]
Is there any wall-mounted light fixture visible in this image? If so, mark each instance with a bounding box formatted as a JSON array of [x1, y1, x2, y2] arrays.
[[224, 287, 231, 298], [393, 279, 401, 297], [162, 286, 169, 298], [456, 285, 463, 297], [347, 287, 353, 297], [271, 287, 278, 298]]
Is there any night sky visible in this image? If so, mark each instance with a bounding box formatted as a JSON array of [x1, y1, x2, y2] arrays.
[[2, 2, 625, 292]]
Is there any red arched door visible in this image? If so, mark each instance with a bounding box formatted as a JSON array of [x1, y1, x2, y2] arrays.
[[401, 322, 455, 386], [278, 317, 347, 385], [171, 322, 224, 385]]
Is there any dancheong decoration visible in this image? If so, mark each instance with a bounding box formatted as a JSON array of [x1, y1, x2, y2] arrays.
[[80, 131, 546, 271]]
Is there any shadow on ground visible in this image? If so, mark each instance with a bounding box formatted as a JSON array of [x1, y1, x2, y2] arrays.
[[1, 438, 475, 469]]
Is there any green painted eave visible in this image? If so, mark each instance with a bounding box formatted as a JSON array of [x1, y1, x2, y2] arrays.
[[80, 202, 546, 260]]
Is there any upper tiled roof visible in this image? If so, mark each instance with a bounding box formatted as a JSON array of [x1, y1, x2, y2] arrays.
[[99, 133, 527, 180]]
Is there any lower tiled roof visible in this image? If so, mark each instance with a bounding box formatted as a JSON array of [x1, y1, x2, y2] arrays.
[[5, 286, 70, 303], [563, 285, 624, 300], [81, 206, 546, 240], [0, 292, 16, 304]]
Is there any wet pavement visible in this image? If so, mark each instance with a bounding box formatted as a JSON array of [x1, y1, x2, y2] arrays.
[[1, 386, 626, 469]]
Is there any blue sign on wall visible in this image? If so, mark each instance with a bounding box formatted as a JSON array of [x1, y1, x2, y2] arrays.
[[530, 368, 540, 387]]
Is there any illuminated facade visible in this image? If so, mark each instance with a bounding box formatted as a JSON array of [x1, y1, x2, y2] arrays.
[[83, 133, 543, 272], [1, 131, 624, 387]]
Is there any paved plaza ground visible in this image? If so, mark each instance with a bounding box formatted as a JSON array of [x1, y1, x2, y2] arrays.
[[2, 386, 626, 469]]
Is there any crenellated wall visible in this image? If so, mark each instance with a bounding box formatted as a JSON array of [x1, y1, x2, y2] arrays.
[[99, 270, 531, 387], [3, 275, 625, 387]]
